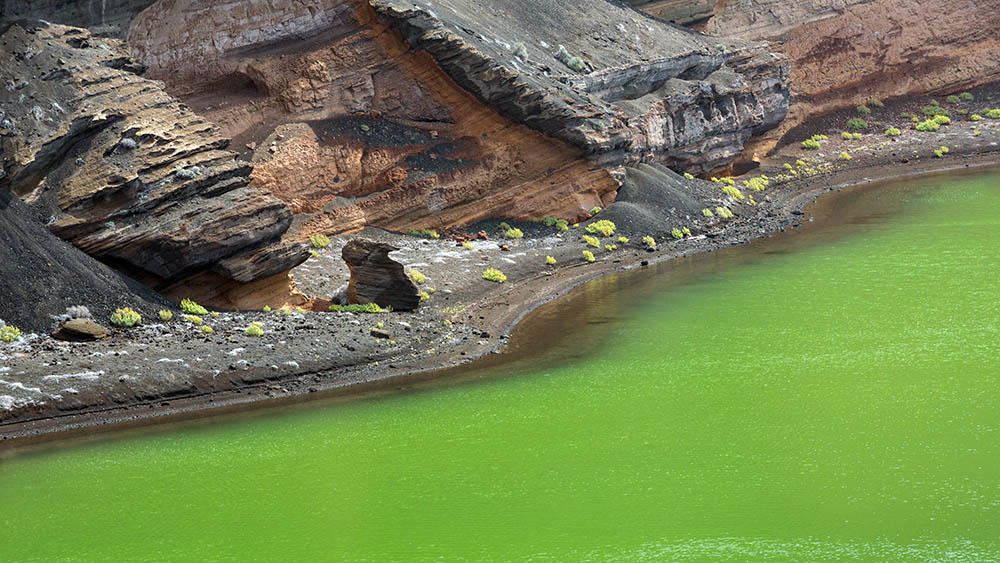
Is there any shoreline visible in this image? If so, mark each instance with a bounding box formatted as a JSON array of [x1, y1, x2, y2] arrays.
[[3, 149, 999, 447]]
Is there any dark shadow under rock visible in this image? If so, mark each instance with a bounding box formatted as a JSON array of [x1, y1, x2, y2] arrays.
[[342, 238, 421, 312]]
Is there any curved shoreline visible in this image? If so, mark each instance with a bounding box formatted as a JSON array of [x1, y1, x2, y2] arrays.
[[2, 151, 998, 448]]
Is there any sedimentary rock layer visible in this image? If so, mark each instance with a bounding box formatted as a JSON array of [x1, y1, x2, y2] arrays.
[[0, 22, 309, 287]]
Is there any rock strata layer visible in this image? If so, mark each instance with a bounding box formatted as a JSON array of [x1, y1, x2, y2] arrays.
[[0, 22, 309, 289], [342, 238, 420, 311]]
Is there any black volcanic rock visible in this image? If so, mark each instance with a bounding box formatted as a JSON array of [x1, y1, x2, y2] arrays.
[[342, 239, 421, 312]]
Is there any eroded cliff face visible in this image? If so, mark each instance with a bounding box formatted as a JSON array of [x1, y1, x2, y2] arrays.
[[694, 0, 1000, 155], [0, 22, 309, 301], [125, 0, 788, 235]]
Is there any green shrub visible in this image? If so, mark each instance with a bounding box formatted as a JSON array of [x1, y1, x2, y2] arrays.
[[839, 151, 852, 160], [180, 298, 208, 315], [583, 235, 601, 248], [504, 227, 524, 239], [715, 206, 734, 219], [545, 255, 556, 265], [582, 250, 595, 262], [702, 208, 714, 217], [461, 241, 475, 250], [681, 227, 692, 236], [0, 325, 22, 342], [328, 303, 387, 313], [185, 315, 203, 325], [960, 92, 974, 102], [604, 244, 616, 251], [722, 185, 745, 200], [841, 131, 854, 140], [617, 236, 629, 243], [846, 118, 868, 131], [934, 149, 944, 158], [811, 134, 828, 141], [743, 177, 767, 192], [482, 268, 507, 283], [158, 309, 173, 321], [885, 127, 901, 137], [985, 109, 1000, 119], [868, 97, 884, 108], [915, 119, 940, 132], [642, 235, 656, 248], [309, 250, 319, 258], [409, 270, 425, 284], [419, 291, 430, 301], [201, 325, 213, 334], [541, 216, 559, 226], [940, 146, 949, 153], [933, 114, 951, 125], [957, 109, 968, 115], [683, 172, 695, 180], [671, 227, 683, 239], [974, 129, 982, 136], [589, 206, 602, 215], [930, 99, 940, 106], [920, 105, 941, 116], [499, 221, 510, 231], [585, 219, 616, 236], [110, 307, 142, 328], [555, 219, 569, 231], [946, 95, 961, 104], [856, 105, 871, 115], [309, 234, 331, 248], [245, 322, 264, 336], [263, 306, 271, 312]]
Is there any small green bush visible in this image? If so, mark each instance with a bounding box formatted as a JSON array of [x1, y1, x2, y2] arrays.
[[839, 151, 852, 161], [541, 216, 559, 226], [868, 97, 884, 108], [409, 270, 426, 284], [940, 146, 949, 153], [856, 105, 871, 115], [915, 119, 940, 132], [180, 298, 208, 316], [555, 219, 569, 231], [617, 236, 629, 243], [482, 268, 507, 283], [499, 221, 511, 231], [885, 127, 901, 137], [702, 208, 714, 217], [201, 325, 213, 334], [959, 92, 974, 102], [419, 291, 430, 301], [985, 109, 1000, 119], [263, 306, 271, 312], [310, 234, 331, 248], [933, 114, 951, 125], [504, 227, 524, 239], [328, 303, 387, 313], [920, 105, 941, 116], [683, 172, 695, 180], [585, 219, 616, 237], [934, 149, 944, 158], [681, 227, 692, 236], [582, 250, 595, 262], [461, 241, 475, 250], [642, 235, 656, 248], [185, 315, 203, 325], [604, 244, 616, 251], [841, 131, 854, 140], [583, 235, 601, 248], [158, 309, 173, 321], [110, 307, 142, 328], [589, 206, 602, 215], [846, 118, 868, 131], [245, 322, 264, 336], [0, 325, 22, 342], [407, 229, 440, 239], [671, 227, 683, 239], [545, 255, 556, 265], [715, 206, 734, 219], [946, 95, 961, 104]]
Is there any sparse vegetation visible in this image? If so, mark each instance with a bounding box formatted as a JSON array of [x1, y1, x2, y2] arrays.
[[419, 291, 430, 301], [885, 127, 901, 137], [0, 324, 22, 342], [683, 172, 695, 180], [946, 95, 961, 104], [245, 322, 264, 336], [642, 235, 656, 248], [499, 222, 511, 231], [671, 228, 684, 239], [960, 92, 974, 102], [985, 109, 1000, 119], [158, 310, 173, 322], [541, 216, 560, 226], [556, 44, 589, 73], [462, 241, 475, 250], [617, 236, 629, 243], [110, 307, 142, 328], [604, 244, 616, 251], [715, 206, 734, 219], [512, 42, 528, 59], [409, 269, 426, 284], [702, 208, 714, 217], [583, 235, 601, 248], [180, 298, 208, 316], [482, 268, 507, 283], [916, 119, 941, 132], [846, 118, 868, 131], [263, 306, 271, 312], [582, 250, 595, 262], [839, 151, 852, 160], [856, 105, 871, 115], [407, 229, 440, 239], [868, 97, 884, 108], [555, 219, 569, 231], [589, 206, 603, 215], [329, 303, 387, 313], [585, 219, 616, 236], [310, 234, 331, 248], [201, 325, 213, 334], [504, 227, 524, 239], [933, 114, 951, 125], [682, 227, 692, 236], [185, 315, 203, 325], [546, 255, 557, 265]]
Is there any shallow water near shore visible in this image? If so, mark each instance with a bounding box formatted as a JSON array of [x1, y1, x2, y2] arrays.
[[3, 168, 1000, 561]]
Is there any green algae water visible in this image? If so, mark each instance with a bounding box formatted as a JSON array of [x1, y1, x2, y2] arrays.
[[3, 169, 1000, 561]]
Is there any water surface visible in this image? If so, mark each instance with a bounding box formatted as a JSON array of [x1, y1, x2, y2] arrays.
[[2, 169, 999, 561]]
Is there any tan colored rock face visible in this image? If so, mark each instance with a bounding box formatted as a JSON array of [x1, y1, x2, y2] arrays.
[[695, 0, 1000, 155]]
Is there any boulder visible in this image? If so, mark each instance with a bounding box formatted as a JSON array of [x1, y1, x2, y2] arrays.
[[342, 239, 421, 312], [52, 318, 109, 342]]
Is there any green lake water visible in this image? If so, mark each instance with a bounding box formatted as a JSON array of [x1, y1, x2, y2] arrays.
[[2, 169, 999, 561]]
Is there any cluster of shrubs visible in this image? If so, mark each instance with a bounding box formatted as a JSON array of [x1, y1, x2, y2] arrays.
[[0, 324, 22, 342], [585, 219, 616, 237], [841, 131, 863, 140], [541, 216, 570, 231], [110, 307, 142, 328], [329, 303, 388, 313]]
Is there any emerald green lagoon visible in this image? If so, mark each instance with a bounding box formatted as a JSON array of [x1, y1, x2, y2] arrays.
[[2, 169, 999, 561]]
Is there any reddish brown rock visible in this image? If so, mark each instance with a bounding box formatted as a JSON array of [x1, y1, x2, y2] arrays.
[[52, 319, 109, 342], [341, 239, 420, 312]]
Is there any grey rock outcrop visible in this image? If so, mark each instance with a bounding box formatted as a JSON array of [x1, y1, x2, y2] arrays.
[[373, 0, 790, 173], [342, 239, 421, 312]]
